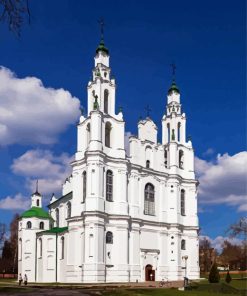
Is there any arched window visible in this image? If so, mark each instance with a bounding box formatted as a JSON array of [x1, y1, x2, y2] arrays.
[[83, 171, 86, 202], [61, 236, 65, 259], [106, 170, 113, 201], [39, 222, 44, 229], [145, 146, 152, 169], [39, 238, 42, 257], [144, 183, 155, 216], [181, 239, 186, 250], [181, 189, 185, 216], [36, 199, 40, 207], [179, 150, 184, 169], [27, 221, 32, 229], [106, 231, 113, 244], [177, 122, 181, 142], [105, 122, 111, 148], [167, 123, 170, 142], [67, 202, 71, 219], [55, 208, 59, 227], [86, 123, 90, 146], [164, 148, 168, 168], [171, 129, 175, 141], [104, 89, 109, 114]]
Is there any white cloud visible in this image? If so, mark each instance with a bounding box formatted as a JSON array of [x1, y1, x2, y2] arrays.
[[195, 151, 247, 212], [200, 235, 242, 252], [11, 149, 73, 196], [0, 66, 81, 145], [0, 193, 29, 210], [202, 148, 215, 157]]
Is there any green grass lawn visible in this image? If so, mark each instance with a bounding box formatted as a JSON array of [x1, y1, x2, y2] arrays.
[[101, 288, 242, 296], [229, 279, 247, 290], [0, 278, 246, 295]]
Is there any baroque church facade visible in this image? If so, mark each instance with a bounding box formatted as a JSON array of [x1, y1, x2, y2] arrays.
[[18, 36, 200, 283]]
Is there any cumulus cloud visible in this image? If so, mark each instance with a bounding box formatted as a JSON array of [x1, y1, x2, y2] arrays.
[[0, 193, 29, 210], [195, 151, 247, 212], [11, 149, 73, 195], [0, 66, 81, 145], [200, 235, 242, 252], [202, 148, 215, 157]]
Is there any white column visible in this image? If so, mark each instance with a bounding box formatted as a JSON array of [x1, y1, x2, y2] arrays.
[[89, 111, 103, 151], [180, 118, 186, 143], [129, 222, 141, 281]]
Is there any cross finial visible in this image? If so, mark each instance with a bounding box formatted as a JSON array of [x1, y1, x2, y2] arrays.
[[170, 62, 176, 79], [98, 18, 105, 40], [145, 105, 151, 117]]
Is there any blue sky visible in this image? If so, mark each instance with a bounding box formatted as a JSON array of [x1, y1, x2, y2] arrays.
[[0, 0, 246, 245]]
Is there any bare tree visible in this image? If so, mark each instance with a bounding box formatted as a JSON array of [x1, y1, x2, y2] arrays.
[[0, 223, 6, 245], [9, 213, 19, 272], [227, 217, 247, 240], [0, 0, 30, 36], [199, 237, 216, 273]]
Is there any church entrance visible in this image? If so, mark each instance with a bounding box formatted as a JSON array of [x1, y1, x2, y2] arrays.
[[145, 264, 155, 281]]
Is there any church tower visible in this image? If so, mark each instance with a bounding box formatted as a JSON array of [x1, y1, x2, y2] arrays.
[[59, 27, 129, 282], [162, 79, 194, 177]]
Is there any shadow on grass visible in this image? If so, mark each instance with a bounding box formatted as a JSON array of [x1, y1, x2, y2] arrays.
[[0, 286, 34, 293]]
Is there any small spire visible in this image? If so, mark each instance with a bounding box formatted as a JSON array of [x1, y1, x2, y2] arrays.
[[168, 62, 180, 94], [32, 179, 41, 196], [98, 18, 104, 42], [96, 18, 109, 55], [36, 180, 38, 192], [170, 62, 176, 80], [145, 105, 151, 118]]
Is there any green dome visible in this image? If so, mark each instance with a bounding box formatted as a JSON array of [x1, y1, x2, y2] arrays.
[[96, 39, 109, 55], [168, 80, 180, 94], [21, 207, 52, 220]]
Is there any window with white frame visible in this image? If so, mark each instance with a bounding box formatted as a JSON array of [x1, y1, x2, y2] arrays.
[[144, 183, 155, 215]]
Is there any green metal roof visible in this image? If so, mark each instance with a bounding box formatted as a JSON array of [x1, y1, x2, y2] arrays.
[[41, 227, 68, 234], [96, 39, 109, 55], [168, 80, 180, 94], [21, 207, 52, 220]]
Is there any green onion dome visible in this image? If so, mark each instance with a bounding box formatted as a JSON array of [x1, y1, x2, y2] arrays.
[[168, 80, 180, 94], [96, 39, 109, 55]]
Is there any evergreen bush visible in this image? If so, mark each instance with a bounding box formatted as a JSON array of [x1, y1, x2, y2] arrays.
[[208, 262, 220, 283], [225, 270, 232, 283]]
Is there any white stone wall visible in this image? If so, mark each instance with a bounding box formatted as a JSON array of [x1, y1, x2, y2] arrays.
[[18, 217, 50, 282]]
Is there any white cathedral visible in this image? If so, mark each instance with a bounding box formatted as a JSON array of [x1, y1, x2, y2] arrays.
[[18, 35, 200, 283]]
